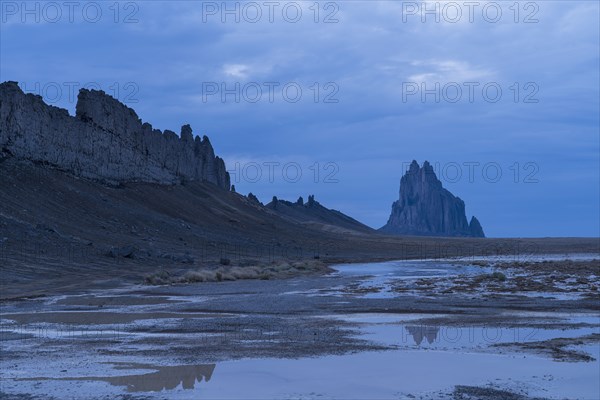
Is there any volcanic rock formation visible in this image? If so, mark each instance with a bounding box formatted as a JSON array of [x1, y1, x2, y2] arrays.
[[380, 160, 485, 237], [266, 195, 374, 234], [0, 81, 230, 188]]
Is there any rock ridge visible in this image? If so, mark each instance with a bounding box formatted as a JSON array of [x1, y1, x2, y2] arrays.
[[0, 81, 230, 189], [266, 194, 374, 234]]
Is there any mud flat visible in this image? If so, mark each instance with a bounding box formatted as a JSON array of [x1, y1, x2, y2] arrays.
[[1, 254, 599, 399]]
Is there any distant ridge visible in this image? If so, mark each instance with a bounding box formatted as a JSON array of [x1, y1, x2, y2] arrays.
[[265, 194, 374, 234], [0, 81, 230, 189], [380, 160, 485, 237]]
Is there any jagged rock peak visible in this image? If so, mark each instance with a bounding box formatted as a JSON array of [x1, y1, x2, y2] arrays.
[[267, 194, 319, 209], [0, 81, 230, 189], [247, 192, 261, 204], [180, 124, 194, 143], [380, 160, 485, 237], [469, 216, 485, 238]]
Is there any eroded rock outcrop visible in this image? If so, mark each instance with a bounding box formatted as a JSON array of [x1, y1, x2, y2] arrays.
[[266, 195, 374, 234], [0, 81, 230, 189], [380, 160, 485, 237], [468, 216, 485, 238]]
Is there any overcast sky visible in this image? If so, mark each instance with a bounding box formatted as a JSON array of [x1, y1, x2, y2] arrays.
[[1, 1, 598, 237]]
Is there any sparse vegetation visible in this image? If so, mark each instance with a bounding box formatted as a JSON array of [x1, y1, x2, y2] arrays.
[[143, 269, 172, 285], [143, 259, 328, 285]]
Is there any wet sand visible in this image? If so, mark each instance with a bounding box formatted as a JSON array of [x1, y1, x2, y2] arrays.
[[1, 255, 599, 399]]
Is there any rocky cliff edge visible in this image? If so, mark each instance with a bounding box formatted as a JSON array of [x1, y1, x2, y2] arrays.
[[0, 81, 230, 189]]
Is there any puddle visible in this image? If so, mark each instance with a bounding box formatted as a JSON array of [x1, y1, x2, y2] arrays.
[[282, 285, 347, 297], [201, 350, 600, 399], [511, 291, 589, 300], [330, 255, 599, 300], [504, 312, 600, 326], [7, 350, 599, 399], [366, 323, 600, 349], [327, 313, 447, 324], [331, 259, 493, 299], [329, 312, 600, 351], [16, 362, 216, 393], [332, 259, 482, 279], [455, 253, 599, 263]]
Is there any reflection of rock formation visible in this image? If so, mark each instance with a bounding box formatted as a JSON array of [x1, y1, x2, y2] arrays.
[[102, 363, 216, 392], [405, 325, 440, 345], [18, 363, 216, 393]]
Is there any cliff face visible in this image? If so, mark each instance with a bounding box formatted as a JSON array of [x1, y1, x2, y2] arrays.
[[0, 81, 230, 189], [380, 160, 485, 237]]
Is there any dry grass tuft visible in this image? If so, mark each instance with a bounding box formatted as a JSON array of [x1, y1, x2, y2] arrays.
[[143, 259, 328, 286]]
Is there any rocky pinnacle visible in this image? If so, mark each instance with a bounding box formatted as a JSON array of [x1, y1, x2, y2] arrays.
[[380, 160, 485, 237]]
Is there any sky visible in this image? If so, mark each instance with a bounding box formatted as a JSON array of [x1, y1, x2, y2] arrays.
[[1, 0, 599, 237]]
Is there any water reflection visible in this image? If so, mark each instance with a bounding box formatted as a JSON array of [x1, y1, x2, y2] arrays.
[[405, 325, 440, 345], [17, 362, 216, 393]]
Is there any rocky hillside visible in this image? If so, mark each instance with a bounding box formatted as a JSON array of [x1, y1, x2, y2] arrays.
[[380, 160, 485, 237], [265, 195, 374, 235], [0, 81, 230, 188]]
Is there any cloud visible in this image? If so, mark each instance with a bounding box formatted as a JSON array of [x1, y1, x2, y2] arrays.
[[407, 60, 494, 84], [222, 64, 250, 79]]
